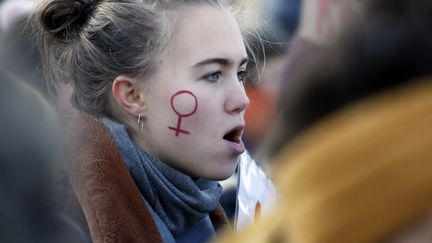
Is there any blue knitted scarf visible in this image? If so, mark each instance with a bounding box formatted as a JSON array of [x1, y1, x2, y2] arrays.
[[101, 117, 222, 236]]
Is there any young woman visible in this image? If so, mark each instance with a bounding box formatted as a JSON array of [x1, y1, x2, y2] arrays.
[[36, 0, 251, 242]]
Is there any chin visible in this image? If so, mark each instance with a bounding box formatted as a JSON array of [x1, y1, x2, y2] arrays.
[[186, 157, 239, 181], [204, 163, 238, 181], [209, 172, 234, 181]]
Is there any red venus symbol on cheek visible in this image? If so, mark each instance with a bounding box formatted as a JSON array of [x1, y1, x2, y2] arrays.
[[168, 90, 198, 136]]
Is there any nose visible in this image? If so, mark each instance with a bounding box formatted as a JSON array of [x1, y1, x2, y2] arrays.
[[224, 81, 250, 114]]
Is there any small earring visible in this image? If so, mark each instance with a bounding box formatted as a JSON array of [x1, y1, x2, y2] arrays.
[[137, 114, 143, 131]]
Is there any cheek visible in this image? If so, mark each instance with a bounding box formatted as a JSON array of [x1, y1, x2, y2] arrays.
[[186, 97, 221, 138]]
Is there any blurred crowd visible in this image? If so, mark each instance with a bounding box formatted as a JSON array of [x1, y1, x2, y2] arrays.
[[1, 0, 432, 242]]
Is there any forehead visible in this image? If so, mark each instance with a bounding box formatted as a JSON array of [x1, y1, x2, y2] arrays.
[[165, 6, 247, 65]]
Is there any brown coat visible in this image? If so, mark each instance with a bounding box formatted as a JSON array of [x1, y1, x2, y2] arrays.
[[64, 113, 229, 243]]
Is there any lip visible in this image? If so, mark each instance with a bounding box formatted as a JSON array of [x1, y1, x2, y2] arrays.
[[224, 139, 245, 154]]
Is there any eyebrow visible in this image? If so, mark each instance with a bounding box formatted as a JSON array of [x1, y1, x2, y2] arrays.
[[193, 57, 249, 68]]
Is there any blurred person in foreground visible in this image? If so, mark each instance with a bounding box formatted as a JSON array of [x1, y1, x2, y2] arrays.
[[0, 16, 90, 242], [217, 0, 432, 242], [0, 71, 67, 242]]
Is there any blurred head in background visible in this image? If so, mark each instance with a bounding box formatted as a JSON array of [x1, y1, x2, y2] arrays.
[[242, 0, 302, 153], [243, 0, 364, 156], [265, 0, 432, 159]]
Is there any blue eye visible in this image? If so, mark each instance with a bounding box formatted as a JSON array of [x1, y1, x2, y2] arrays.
[[237, 71, 247, 83], [204, 71, 222, 82]]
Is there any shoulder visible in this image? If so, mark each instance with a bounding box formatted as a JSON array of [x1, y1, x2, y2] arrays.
[[64, 112, 163, 243]]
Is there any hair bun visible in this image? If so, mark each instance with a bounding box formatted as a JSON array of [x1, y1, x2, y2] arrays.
[[38, 0, 96, 39]]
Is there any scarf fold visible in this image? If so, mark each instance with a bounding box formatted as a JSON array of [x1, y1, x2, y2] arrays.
[[101, 117, 222, 235]]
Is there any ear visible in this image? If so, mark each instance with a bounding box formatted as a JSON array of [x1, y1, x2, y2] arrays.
[[112, 75, 146, 116]]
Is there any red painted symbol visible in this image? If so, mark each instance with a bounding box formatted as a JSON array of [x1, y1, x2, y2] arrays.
[[168, 90, 198, 136]]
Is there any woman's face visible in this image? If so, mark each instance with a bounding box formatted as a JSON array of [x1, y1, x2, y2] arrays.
[[136, 6, 250, 180]]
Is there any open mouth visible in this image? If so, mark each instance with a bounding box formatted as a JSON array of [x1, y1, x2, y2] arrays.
[[223, 126, 243, 144]]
